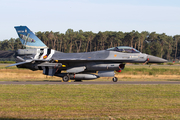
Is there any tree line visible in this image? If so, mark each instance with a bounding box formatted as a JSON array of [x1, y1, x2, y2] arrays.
[[0, 29, 180, 60]]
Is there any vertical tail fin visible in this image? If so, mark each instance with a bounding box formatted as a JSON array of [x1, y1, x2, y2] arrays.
[[14, 26, 47, 49]]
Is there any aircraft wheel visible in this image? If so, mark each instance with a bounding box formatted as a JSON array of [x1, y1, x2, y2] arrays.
[[112, 77, 118, 82], [63, 75, 69, 82]]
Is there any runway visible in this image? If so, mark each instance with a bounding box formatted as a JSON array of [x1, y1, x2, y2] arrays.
[[1, 81, 180, 85]]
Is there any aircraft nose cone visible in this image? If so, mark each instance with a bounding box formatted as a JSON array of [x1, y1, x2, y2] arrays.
[[148, 55, 167, 63]]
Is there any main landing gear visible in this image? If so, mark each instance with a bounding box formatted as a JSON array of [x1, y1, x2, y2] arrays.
[[112, 77, 118, 82], [62, 75, 70, 82]]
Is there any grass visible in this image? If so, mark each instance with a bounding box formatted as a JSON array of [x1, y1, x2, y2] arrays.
[[0, 64, 180, 82], [0, 69, 61, 81], [0, 64, 180, 119], [119, 65, 180, 76], [0, 64, 17, 69], [0, 61, 15, 64], [0, 85, 180, 119]]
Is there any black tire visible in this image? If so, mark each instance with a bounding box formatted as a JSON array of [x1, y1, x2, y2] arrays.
[[112, 77, 118, 82], [63, 75, 69, 82]]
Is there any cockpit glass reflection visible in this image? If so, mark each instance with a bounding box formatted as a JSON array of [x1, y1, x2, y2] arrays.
[[106, 46, 140, 53]]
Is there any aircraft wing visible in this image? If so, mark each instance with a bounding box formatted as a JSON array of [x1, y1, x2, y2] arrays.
[[6, 60, 33, 67], [6, 55, 50, 68]]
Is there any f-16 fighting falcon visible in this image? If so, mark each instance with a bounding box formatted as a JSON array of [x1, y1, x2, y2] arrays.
[[7, 26, 167, 82]]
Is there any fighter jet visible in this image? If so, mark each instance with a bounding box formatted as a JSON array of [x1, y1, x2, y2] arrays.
[[7, 26, 167, 82]]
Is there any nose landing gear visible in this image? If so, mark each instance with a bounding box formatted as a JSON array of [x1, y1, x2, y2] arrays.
[[112, 77, 118, 82]]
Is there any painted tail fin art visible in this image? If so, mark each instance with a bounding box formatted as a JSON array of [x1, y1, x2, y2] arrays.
[[14, 26, 47, 49]]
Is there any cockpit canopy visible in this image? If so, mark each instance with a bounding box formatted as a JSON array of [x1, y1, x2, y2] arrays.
[[106, 46, 140, 53]]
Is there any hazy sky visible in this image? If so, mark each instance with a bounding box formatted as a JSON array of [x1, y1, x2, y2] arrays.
[[0, 0, 180, 40]]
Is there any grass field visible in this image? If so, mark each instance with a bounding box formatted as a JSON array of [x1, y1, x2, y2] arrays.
[[0, 85, 180, 119], [0, 64, 180, 119], [0, 64, 180, 82]]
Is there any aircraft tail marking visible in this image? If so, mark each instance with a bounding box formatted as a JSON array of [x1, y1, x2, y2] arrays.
[[14, 26, 47, 49]]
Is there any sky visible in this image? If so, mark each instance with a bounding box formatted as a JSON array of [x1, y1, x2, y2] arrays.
[[0, 0, 180, 41]]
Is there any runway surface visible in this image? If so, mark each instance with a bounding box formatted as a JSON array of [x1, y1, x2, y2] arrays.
[[1, 81, 180, 85]]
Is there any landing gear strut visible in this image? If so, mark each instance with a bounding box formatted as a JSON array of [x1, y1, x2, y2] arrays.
[[112, 77, 118, 82], [63, 75, 70, 82]]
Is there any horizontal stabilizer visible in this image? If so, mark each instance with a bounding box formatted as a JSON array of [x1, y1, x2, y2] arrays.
[[6, 60, 32, 67], [17, 56, 25, 62]]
